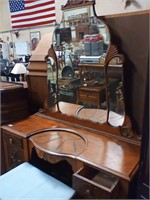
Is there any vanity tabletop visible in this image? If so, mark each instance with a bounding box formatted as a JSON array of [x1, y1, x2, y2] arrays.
[[1, 113, 140, 181]]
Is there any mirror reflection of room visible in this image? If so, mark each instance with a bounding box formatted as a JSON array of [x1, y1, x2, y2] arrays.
[[106, 57, 125, 127], [47, 0, 125, 126]]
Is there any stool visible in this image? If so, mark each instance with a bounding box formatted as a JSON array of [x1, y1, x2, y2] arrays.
[[0, 162, 75, 200]]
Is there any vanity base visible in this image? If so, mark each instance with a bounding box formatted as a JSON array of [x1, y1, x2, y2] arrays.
[[1, 113, 140, 199]]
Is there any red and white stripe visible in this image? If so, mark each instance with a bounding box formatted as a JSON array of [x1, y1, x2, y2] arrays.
[[10, 0, 56, 29]]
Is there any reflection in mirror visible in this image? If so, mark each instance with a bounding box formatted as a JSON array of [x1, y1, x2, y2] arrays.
[[48, 1, 112, 124], [44, 1, 139, 141], [47, 56, 57, 108], [76, 107, 107, 124], [107, 57, 125, 127]]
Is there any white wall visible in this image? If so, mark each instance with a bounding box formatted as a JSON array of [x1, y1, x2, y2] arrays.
[[0, 0, 11, 32]]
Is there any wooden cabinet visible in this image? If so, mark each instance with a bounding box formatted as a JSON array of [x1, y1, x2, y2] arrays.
[[73, 165, 119, 199], [0, 82, 29, 174], [2, 129, 28, 171], [77, 86, 105, 108], [1, 82, 29, 125]]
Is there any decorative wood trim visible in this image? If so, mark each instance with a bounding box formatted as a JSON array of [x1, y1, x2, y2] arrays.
[[61, 0, 95, 10], [120, 115, 134, 138], [105, 44, 124, 66], [104, 44, 134, 138]]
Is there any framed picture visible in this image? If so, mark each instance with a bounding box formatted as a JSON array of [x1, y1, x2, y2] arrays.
[[30, 31, 40, 51]]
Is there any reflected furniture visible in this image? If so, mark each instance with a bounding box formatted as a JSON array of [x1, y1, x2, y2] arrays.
[[76, 86, 105, 108]]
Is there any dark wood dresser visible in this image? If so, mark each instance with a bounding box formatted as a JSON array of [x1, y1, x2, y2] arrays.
[[0, 81, 29, 174], [1, 82, 29, 125]]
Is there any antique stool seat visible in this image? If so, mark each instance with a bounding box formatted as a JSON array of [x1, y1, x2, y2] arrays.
[[0, 162, 75, 200]]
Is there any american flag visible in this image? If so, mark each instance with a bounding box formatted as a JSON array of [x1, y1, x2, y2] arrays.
[[9, 0, 56, 29]]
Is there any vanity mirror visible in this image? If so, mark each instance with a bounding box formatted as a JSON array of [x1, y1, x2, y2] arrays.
[[44, 0, 138, 142]]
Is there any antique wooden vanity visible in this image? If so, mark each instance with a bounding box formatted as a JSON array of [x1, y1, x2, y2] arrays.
[[1, 0, 142, 199]]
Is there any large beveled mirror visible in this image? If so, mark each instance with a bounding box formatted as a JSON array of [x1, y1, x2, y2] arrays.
[[45, 0, 134, 139]]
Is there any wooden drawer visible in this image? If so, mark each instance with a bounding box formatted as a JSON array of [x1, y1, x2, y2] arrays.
[[2, 130, 23, 150], [79, 90, 98, 101], [7, 148, 24, 170], [73, 165, 119, 199], [2, 130, 25, 171]]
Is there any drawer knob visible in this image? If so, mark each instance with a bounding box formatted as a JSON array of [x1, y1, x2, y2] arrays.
[[9, 138, 13, 144]]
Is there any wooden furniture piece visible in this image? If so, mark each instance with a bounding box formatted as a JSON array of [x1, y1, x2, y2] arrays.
[[1, 2, 147, 199], [27, 60, 47, 114], [78, 63, 104, 77], [1, 113, 140, 199], [2, 129, 29, 172], [73, 165, 119, 199], [27, 33, 53, 114], [0, 81, 29, 174], [0, 162, 75, 200], [102, 11, 149, 136], [78, 63, 122, 83], [0, 82, 29, 125], [76, 86, 105, 108]]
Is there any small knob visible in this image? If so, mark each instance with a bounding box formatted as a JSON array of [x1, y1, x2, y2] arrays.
[[9, 138, 13, 144]]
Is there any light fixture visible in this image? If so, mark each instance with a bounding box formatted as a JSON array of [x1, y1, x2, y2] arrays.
[[11, 63, 27, 81]]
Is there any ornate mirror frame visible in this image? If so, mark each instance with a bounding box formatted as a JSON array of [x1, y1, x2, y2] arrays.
[[44, 0, 140, 144]]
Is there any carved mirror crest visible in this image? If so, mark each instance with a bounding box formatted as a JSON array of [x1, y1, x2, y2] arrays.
[[45, 0, 138, 141]]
